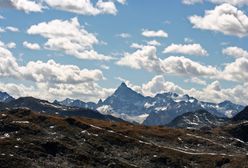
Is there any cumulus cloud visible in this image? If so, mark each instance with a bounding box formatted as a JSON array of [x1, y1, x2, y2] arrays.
[[96, 0, 117, 15], [141, 75, 185, 96], [189, 3, 248, 37], [10, 0, 43, 13], [0, 41, 16, 49], [222, 46, 248, 58], [0, 44, 20, 78], [163, 43, 208, 56], [117, 33, 131, 38], [209, 0, 248, 6], [45, 0, 118, 15], [182, 0, 203, 5], [6, 42, 16, 49], [116, 0, 126, 4], [0, 42, 104, 85], [161, 56, 218, 77], [182, 0, 248, 6], [27, 17, 113, 61], [1, 0, 125, 15], [184, 77, 207, 85], [184, 37, 194, 43], [117, 46, 162, 72], [0, 81, 114, 102], [142, 29, 168, 38], [130, 43, 144, 49], [23, 41, 41, 50], [0, 28, 5, 33], [147, 40, 161, 46], [6, 26, 19, 32], [0, 41, 112, 101], [0, 15, 5, 19], [222, 57, 248, 82], [117, 45, 218, 78]]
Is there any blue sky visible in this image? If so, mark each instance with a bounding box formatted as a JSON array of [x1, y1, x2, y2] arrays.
[[0, 0, 248, 105]]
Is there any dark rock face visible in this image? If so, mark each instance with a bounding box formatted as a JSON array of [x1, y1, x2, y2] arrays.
[[0, 91, 14, 103], [233, 106, 248, 121], [101, 82, 146, 116], [228, 123, 248, 142]]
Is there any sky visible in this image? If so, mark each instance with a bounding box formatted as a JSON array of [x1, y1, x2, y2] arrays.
[[0, 0, 248, 105]]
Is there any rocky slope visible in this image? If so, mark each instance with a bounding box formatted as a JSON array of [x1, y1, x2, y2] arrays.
[[0, 91, 14, 103], [1, 108, 248, 167], [6, 97, 124, 123], [167, 110, 227, 129], [232, 106, 248, 121]]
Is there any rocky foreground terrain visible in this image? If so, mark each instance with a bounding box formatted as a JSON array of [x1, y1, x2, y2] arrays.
[[1, 108, 248, 168]]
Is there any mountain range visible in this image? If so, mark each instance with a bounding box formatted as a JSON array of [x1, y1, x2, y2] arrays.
[[0, 83, 245, 128], [55, 82, 245, 125]]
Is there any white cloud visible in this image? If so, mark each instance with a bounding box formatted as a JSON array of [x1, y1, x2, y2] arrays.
[[0, 28, 5, 33], [100, 64, 110, 70], [45, 0, 119, 16], [116, 75, 184, 96], [163, 43, 208, 56], [182, 0, 248, 6], [222, 57, 248, 82], [0, 43, 104, 85], [142, 29, 168, 38], [0, 41, 16, 49], [27, 17, 113, 61], [21, 60, 104, 84], [0, 41, 113, 102], [117, 46, 162, 72], [23, 41, 41, 50], [0, 45, 20, 78], [184, 77, 207, 85], [189, 3, 248, 37], [184, 37, 194, 43], [161, 56, 218, 77], [141, 75, 185, 96], [116, 0, 126, 4], [0, 15, 4, 19], [6, 26, 19, 32], [6, 42, 16, 49], [147, 40, 161, 46], [10, 0, 43, 13], [222, 46, 248, 58], [117, 33, 131, 38], [182, 0, 203, 5], [209, 0, 248, 6], [96, 0, 117, 15], [0, 81, 114, 102], [117, 45, 218, 78], [130, 43, 144, 49]]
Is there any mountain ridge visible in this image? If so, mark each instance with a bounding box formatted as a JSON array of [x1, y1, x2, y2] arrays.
[[1, 83, 245, 125]]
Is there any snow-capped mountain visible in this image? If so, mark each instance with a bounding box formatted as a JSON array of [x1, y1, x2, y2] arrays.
[[55, 83, 245, 125], [167, 110, 227, 129], [0, 91, 14, 103], [55, 98, 96, 110], [99, 83, 244, 125], [102, 82, 146, 116], [143, 93, 244, 125]]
